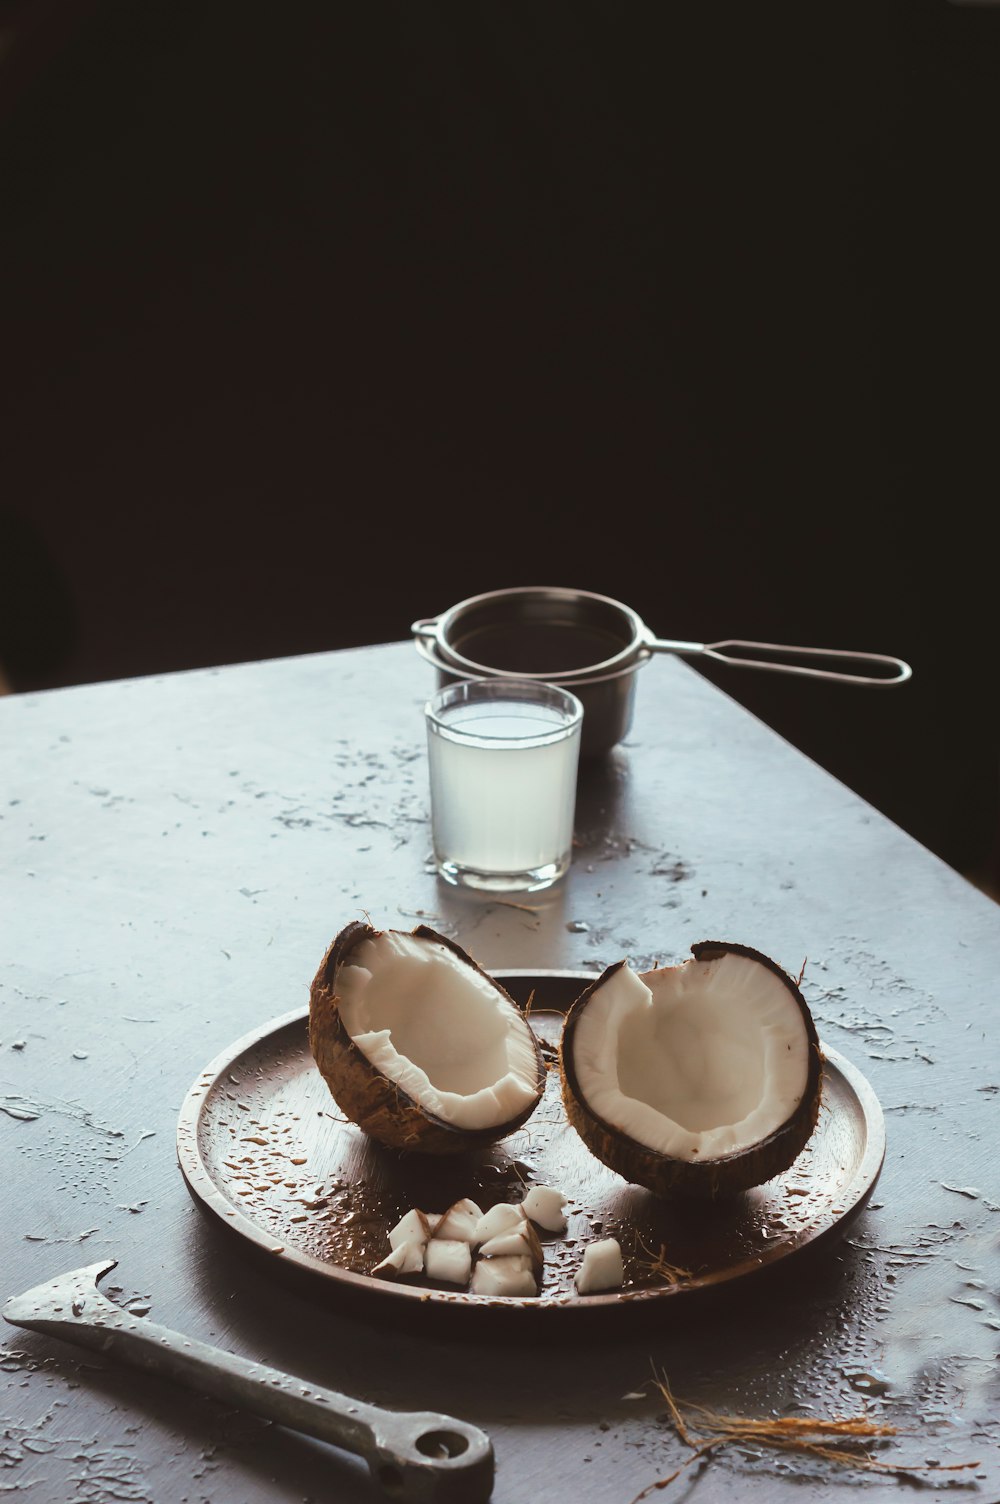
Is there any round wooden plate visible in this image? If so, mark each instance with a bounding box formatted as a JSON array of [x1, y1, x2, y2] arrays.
[[177, 970, 885, 1331]]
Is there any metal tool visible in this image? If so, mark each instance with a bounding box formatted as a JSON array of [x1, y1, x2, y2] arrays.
[[3, 1260, 494, 1503]]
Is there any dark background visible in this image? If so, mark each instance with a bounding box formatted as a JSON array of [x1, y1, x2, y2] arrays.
[[1, 0, 997, 884]]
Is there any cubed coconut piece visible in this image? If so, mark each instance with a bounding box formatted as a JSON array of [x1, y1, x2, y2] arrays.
[[520, 1185, 568, 1232], [479, 1228, 532, 1259], [433, 1198, 483, 1243], [388, 1208, 433, 1251], [473, 1202, 526, 1245], [575, 1237, 624, 1294], [479, 1219, 544, 1277], [372, 1241, 425, 1279], [470, 1253, 538, 1297], [424, 1238, 473, 1287]]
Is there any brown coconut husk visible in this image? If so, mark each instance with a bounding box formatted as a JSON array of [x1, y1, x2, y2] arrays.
[[309, 920, 545, 1155], [560, 941, 823, 1199]]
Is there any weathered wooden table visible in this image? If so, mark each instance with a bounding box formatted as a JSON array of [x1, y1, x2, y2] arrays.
[[2, 642, 998, 1502]]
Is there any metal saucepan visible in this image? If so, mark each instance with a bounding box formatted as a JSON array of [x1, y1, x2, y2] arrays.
[[412, 585, 912, 758]]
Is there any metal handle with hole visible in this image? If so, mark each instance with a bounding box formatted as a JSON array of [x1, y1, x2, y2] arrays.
[[643, 634, 912, 686], [3, 1260, 494, 1503]]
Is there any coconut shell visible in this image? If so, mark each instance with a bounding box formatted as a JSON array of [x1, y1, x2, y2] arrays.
[[309, 920, 546, 1155], [559, 941, 823, 1199]]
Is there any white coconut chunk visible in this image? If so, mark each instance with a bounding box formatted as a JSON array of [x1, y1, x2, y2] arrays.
[[424, 1238, 473, 1287], [571, 955, 812, 1162], [335, 930, 540, 1131], [473, 1202, 527, 1245], [479, 1227, 535, 1259], [470, 1254, 538, 1298], [575, 1238, 624, 1294], [388, 1207, 433, 1251], [520, 1184, 568, 1232], [480, 1218, 543, 1274], [433, 1198, 483, 1243], [373, 1241, 425, 1279]]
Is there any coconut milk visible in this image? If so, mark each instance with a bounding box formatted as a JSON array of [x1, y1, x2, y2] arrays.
[[426, 687, 582, 892]]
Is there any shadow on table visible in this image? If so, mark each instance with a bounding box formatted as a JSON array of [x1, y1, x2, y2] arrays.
[[574, 748, 632, 854]]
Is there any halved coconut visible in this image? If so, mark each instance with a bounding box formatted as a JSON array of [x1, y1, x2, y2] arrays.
[[560, 941, 823, 1198], [309, 921, 545, 1154]]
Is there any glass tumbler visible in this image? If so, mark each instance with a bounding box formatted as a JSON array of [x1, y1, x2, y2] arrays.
[[425, 678, 584, 892]]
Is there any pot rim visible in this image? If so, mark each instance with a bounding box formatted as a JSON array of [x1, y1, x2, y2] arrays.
[[413, 630, 653, 689], [414, 585, 650, 682]]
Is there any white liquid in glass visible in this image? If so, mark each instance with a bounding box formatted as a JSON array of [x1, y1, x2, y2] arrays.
[[428, 701, 580, 880]]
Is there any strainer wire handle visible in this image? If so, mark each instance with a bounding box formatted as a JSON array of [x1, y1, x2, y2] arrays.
[[645, 635, 912, 686]]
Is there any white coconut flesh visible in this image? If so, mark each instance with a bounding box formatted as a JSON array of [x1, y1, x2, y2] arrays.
[[425, 1239, 473, 1286], [480, 1225, 539, 1261], [575, 1237, 624, 1294], [473, 1201, 526, 1244], [572, 954, 812, 1161], [520, 1184, 567, 1232], [388, 1208, 434, 1251], [373, 1242, 425, 1278], [470, 1255, 538, 1298], [435, 1198, 483, 1242], [373, 1189, 603, 1296], [336, 930, 540, 1131]]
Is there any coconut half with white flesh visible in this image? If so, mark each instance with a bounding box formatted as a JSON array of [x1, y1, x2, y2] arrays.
[[560, 941, 823, 1199], [309, 921, 545, 1154]]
